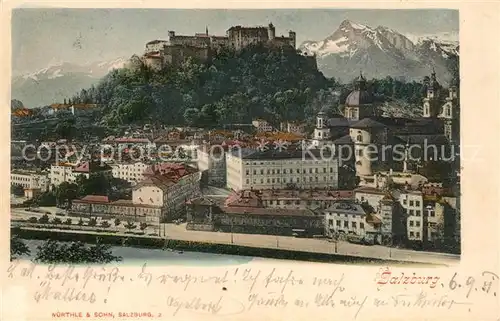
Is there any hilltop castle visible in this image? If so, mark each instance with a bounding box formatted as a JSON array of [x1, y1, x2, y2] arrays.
[[140, 23, 301, 70]]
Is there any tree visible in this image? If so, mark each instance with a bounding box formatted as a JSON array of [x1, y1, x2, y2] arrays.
[[11, 235, 30, 260], [64, 218, 72, 225], [38, 214, 49, 224], [88, 218, 97, 227], [124, 221, 136, 231], [34, 240, 121, 264], [114, 218, 121, 227], [10, 184, 24, 196], [140, 222, 148, 231], [55, 182, 78, 208], [52, 217, 62, 225]]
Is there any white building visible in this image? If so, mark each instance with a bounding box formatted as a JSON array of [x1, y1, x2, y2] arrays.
[[11, 170, 50, 198], [50, 162, 112, 187], [399, 190, 424, 241], [111, 162, 149, 184], [252, 119, 274, 132], [324, 201, 378, 238], [226, 148, 339, 191]]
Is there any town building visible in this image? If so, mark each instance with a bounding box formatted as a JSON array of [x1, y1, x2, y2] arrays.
[[225, 148, 339, 191], [49, 162, 112, 187], [10, 170, 50, 199], [324, 200, 381, 240], [280, 121, 306, 135], [197, 144, 227, 187], [110, 161, 149, 184], [70, 163, 202, 222], [186, 191, 323, 236], [226, 188, 353, 211], [252, 119, 274, 132]]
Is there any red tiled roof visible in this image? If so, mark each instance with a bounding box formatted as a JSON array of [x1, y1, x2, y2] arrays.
[[76, 195, 110, 203], [221, 206, 317, 217]]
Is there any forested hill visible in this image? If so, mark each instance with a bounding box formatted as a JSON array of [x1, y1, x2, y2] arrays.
[[67, 44, 458, 128], [69, 44, 335, 128]]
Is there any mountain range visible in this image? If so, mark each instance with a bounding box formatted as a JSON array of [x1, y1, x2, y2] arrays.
[[11, 20, 458, 108], [298, 20, 459, 83], [11, 58, 128, 108]]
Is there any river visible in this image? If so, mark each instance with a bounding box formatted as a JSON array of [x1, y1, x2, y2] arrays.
[[19, 239, 257, 266]]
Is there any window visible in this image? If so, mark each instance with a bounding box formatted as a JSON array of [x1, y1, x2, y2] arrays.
[[409, 200, 414, 206], [295, 200, 300, 205], [260, 179, 263, 183], [272, 179, 275, 183], [329, 219, 333, 226], [403, 199, 407, 205], [246, 170, 249, 175], [330, 168, 333, 173], [409, 220, 414, 227], [336, 220, 341, 227], [410, 231, 415, 237], [267, 178, 270, 183], [267, 170, 270, 174], [296, 169, 300, 174], [360, 222, 364, 229], [253, 170, 256, 175], [415, 201, 420, 207], [409, 210, 414, 215], [260, 169, 264, 175], [272, 169, 275, 174], [270, 200, 274, 205], [430, 210, 435, 217], [309, 168, 312, 173], [416, 221, 421, 227], [344, 221, 348, 228], [323, 168, 326, 173], [352, 222, 357, 229], [277, 169, 280, 174], [416, 210, 421, 216], [356, 134, 362, 142], [416, 232, 420, 238]]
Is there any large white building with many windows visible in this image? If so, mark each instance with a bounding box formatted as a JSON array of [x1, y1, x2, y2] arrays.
[[226, 148, 339, 191]]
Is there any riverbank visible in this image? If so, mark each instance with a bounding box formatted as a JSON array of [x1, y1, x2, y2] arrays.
[[12, 227, 441, 266]]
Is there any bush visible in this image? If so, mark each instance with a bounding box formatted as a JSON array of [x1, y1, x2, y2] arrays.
[[140, 222, 148, 231], [28, 217, 38, 223], [114, 218, 121, 226], [124, 221, 136, 230], [34, 240, 122, 264], [64, 218, 72, 225], [88, 218, 97, 227], [101, 220, 111, 228], [78, 218, 84, 226], [38, 214, 49, 224], [52, 217, 62, 225]]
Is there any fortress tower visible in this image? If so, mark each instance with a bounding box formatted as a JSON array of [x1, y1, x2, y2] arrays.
[[267, 23, 276, 40]]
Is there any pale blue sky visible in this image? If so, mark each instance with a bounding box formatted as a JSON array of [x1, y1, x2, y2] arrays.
[[12, 9, 459, 75]]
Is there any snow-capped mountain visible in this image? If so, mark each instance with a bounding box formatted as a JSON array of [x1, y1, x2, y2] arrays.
[[11, 58, 129, 108], [299, 20, 459, 83]]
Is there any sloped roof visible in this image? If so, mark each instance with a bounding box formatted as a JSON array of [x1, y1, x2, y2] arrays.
[[350, 118, 386, 129]]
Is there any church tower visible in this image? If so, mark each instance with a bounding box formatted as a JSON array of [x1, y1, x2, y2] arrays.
[[313, 110, 331, 145], [422, 69, 441, 118], [440, 86, 459, 143]]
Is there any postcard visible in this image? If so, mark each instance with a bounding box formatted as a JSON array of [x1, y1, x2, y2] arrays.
[[2, 1, 499, 320]]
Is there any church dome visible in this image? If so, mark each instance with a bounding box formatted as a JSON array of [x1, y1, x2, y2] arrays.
[[345, 73, 373, 107]]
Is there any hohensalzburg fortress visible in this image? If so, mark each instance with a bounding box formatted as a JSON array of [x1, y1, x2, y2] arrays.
[[139, 23, 299, 70]]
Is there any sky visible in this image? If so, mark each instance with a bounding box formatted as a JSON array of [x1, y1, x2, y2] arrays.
[[11, 9, 459, 76]]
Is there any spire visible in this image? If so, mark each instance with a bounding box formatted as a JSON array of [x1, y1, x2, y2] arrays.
[[206, 26, 208, 36], [354, 70, 366, 90]]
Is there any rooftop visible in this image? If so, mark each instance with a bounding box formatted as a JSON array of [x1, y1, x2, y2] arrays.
[[221, 206, 318, 217]]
